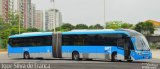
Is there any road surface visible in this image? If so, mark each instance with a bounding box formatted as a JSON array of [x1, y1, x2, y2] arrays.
[[0, 52, 159, 69]]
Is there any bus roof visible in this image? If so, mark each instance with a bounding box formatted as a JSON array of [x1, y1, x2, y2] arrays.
[[9, 32, 52, 38], [62, 29, 130, 36], [9, 29, 142, 38]]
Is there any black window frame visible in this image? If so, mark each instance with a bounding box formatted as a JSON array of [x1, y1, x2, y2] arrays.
[[8, 35, 52, 47], [62, 33, 130, 47]]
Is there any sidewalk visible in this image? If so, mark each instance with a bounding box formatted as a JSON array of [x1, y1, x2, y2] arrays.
[[151, 49, 160, 59], [0, 49, 7, 54]]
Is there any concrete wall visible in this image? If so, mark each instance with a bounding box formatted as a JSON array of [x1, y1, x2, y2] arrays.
[[151, 49, 160, 59], [146, 36, 160, 43]]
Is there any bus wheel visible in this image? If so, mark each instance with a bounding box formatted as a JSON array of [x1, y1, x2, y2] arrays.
[[24, 52, 30, 59], [72, 52, 80, 61], [111, 52, 117, 62], [127, 60, 133, 62]]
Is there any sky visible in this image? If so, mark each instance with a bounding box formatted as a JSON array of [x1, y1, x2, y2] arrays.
[[32, 0, 160, 26]]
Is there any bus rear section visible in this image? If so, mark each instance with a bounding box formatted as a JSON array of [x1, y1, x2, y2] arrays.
[[8, 32, 53, 59]]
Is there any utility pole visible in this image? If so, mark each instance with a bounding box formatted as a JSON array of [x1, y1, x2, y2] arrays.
[[51, 0, 56, 33], [104, 0, 106, 26], [18, 9, 21, 34]]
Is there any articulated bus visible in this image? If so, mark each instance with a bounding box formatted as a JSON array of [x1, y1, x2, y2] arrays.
[[8, 29, 152, 62]]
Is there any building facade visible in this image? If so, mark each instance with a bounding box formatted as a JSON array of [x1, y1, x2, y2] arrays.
[[45, 9, 62, 31], [17, 0, 32, 29], [31, 3, 35, 28], [0, 0, 9, 22], [35, 10, 43, 30], [0, 0, 2, 16]]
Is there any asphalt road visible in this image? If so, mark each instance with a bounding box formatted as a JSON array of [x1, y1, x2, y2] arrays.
[[0, 53, 160, 69]]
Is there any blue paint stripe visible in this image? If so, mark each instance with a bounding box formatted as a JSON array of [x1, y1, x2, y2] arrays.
[[8, 45, 52, 53]]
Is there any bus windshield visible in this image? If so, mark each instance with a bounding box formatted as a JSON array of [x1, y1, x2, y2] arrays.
[[135, 35, 150, 51]]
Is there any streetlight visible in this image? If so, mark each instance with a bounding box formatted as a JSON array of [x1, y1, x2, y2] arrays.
[[104, 0, 106, 26], [18, 10, 21, 34], [19, 12, 20, 34]]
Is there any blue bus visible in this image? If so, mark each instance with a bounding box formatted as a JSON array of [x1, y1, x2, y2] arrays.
[[8, 29, 152, 62]]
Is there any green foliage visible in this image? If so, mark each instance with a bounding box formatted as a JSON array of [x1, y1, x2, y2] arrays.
[[106, 21, 121, 29], [105, 21, 133, 29], [89, 24, 104, 29], [88, 25, 94, 29], [51, 23, 75, 32], [134, 22, 155, 35], [121, 23, 133, 29], [149, 43, 157, 49], [53, 23, 104, 32], [0, 13, 26, 49], [61, 23, 75, 31], [10, 26, 26, 35], [0, 29, 10, 49], [94, 24, 104, 29], [75, 24, 88, 29], [27, 28, 39, 32]]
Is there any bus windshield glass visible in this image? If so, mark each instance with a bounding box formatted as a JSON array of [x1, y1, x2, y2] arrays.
[[135, 35, 150, 51], [118, 29, 150, 51]]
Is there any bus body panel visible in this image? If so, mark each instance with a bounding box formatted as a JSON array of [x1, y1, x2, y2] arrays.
[[130, 50, 152, 60], [8, 45, 53, 58], [8, 32, 53, 59], [62, 46, 125, 60]]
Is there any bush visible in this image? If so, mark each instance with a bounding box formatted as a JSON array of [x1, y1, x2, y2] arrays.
[[149, 43, 157, 49]]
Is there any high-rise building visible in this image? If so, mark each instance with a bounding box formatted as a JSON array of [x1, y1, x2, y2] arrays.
[[31, 3, 35, 28], [9, 0, 18, 13], [0, 0, 2, 16], [17, 0, 32, 29], [45, 9, 62, 31], [9, 0, 14, 12], [35, 10, 43, 30], [0, 0, 9, 22]]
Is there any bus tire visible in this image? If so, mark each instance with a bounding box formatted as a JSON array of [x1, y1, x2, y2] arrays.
[[111, 52, 117, 62], [24, 52, 30, 59], [127, 60, 133, 62], [72, 51, 80, 61]]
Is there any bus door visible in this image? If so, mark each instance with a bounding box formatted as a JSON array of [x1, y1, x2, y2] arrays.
[[124, 37, 131, 60], [52, 32, 62, 58], [117, 37, 131, 60]]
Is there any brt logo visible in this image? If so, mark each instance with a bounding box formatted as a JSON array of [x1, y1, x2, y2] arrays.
[[105, 47, 111, 54]]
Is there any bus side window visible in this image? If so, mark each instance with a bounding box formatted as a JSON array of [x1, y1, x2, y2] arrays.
[[117, 39, 125, 48]]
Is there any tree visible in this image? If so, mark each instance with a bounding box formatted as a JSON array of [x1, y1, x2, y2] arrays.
[[89, 25, 95, 29], [121, 23, 133, 29], [106, 21, 121, 29], [10, 26, 26, 35], [75, 24, 88, 29], [61, 23, 74, 31], [27, 28, 39, 32], [105, 21, 133, 29], [89, 24, 104, 29], [134, 22, 155, 35], [94, 24, 104, 29], [0, 13, 27, 49], [0, 29, 10, 49]]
